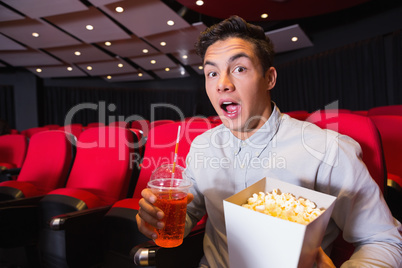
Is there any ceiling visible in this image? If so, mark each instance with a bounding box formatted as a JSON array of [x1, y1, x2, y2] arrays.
[[0, 0, 395, 83]]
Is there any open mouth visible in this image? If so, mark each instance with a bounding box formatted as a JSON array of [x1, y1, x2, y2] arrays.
[[220, 101, 240, 118]]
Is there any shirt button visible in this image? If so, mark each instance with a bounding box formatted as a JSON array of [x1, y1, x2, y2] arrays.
[[241, 164, 245, 168], [254, 152, 259, 157]]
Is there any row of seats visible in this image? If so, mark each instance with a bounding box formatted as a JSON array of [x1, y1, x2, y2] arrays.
[[1, 107, 400, 267], [132, 110, 402, 268], [0, 120, 215, 267], [13, 116, 221, 140], [284, 104, 402, 121]]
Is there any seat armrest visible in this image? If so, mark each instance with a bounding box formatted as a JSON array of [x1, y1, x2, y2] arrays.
[[49, 205, 112, 230], [0, 195, 44, 208], [131, 228, 205, 267], [0, 168, 21, 176]]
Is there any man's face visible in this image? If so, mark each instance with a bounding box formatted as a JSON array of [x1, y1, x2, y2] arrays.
[[203, 37, 276, 139]]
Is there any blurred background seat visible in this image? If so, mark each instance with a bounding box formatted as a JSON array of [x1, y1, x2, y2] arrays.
[[37, 126, 140, 267], [307, 112, 387, 267], [102, 121, 212, 268], [0, 134, 28, 182]]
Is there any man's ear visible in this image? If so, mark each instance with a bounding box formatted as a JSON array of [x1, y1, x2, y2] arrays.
[[265, 67, 277, 91]]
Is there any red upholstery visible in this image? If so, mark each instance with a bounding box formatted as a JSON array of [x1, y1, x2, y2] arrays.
[[0, 134, 28, 170], [149, 119, 175, 129], [307, 112, 386, 266], [20, 127, 49, 138], [131, 121, 213, 204], [368, 104, 402, 116], [353, 110, 368, 116], [0, 131, 74, 199], [86, 122, 105, 128], [44, 124, 60, 130], [284, 110, 310, 121], [109, 121, 130, 128], [46, 126, 137, 208], [369, 115, 402, 182], [59, 124, 83, 140]]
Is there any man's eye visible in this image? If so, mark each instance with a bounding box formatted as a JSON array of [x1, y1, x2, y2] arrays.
[[234, 66, 246, 73], [207, 71, 217, 78]]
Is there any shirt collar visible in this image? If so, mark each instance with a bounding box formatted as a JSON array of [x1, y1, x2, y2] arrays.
[[229, 103, 282, 156]]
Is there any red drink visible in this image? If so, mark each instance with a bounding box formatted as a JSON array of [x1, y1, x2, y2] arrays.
[[154, 191, 188, 247]]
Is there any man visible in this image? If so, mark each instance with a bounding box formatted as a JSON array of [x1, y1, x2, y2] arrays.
[[137, 16, 402, 267]]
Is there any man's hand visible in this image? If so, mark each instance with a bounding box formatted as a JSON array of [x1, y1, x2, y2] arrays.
[[316, 247, 336, 268], [136, 188, 194, 240]]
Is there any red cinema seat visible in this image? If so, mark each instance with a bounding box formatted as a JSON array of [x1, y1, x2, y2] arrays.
[[307, 112, 387, 267], [0, 134, 28, 179], [370, 115, 402, 221], [284, 110, 310, 121], [20, 127, 49, 139], [368, 104, 402, 116], [0, 130, 75, 252], [102, 121, 213, 268], [59, 124, 83, 140], [37, 126, 140, 267], [0, 131, 75, 201], [150, 119, 175, 129]]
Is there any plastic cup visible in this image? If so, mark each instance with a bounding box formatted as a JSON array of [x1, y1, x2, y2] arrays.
[[148, 164, 192, 248]]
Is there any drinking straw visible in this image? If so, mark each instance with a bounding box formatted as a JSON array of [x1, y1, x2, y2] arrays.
[[171, 125, 181, 175]]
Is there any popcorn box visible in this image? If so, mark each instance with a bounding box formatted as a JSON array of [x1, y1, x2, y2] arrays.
[[223, 177, 336, 268]]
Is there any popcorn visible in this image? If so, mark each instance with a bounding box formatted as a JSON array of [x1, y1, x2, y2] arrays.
[[242, 189, 325, 225]]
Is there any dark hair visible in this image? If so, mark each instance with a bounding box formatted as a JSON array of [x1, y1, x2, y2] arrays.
[[195, 16, 275, 74]]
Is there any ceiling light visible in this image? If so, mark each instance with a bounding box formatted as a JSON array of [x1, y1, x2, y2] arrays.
[[74, 51, 81, 56], [115, 6, 124, 13], [261, 13, 269, 19], [118, 63, 123, 68], [196, 0, 204, 6], [107, 75, 112, 79], [165, 68, 170, 72], [181, 70, 186, 75], [67, 67, 73, 71], [150, 60, 156, 64], [36, 68, 42, 73], [138, 73, 143, 77], [87, 66, 92, 70], [198, 66, 203, 70], [142, 49, 149, 54], [167, 20, 174, 26], [160, 42, 166, 46], [86, 25, 94, 31], [182, 55, 188, 59], [291, 36, 298, 42], [32, 32, 39, 37], [105, 41, 111, 46]]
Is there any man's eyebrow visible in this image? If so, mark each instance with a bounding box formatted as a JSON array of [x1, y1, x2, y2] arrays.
[[204, 53, 250, 67], [229, 52, 250, 63]]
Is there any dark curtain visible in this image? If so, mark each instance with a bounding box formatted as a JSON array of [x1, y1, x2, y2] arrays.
[[0, 85, 16, 129], [272, 31, 402, 112], [392, 30, 402, 104], [41, 86, 197, 126]]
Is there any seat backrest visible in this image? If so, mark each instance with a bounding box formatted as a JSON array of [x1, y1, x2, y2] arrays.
[[21, 127, 49, 138], [132, 121, 213, 200], [369, 115, 402, 179], [150, 120, 175, 129], [307, 112, 386, 192], [0, 134, 28, 169], [284, 110, 310, 121], [307, 112, 386, 266], [65, 126, 138, 205], [17, 130, 75, 193], [368, 104, 402, 116], [59, 124, 83, 140]]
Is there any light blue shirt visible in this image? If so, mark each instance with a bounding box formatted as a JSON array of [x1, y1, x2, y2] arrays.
[[184, 105, 402, 268]]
